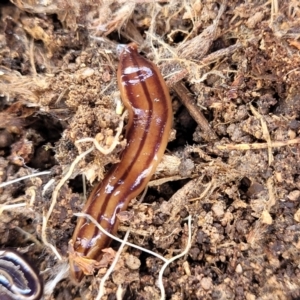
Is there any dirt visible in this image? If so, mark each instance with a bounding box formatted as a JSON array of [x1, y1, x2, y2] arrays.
[[1, 0, 300, 299]]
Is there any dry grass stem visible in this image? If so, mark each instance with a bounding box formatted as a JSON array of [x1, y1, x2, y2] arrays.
[[177, 0, 227, 60], [189, 179, 217, 202], [216, 138, 300, 151], [249, 104, 274, 165]]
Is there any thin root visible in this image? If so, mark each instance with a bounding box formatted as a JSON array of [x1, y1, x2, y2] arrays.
[[75, 112, 126, 155], [74, 212, 192, 300], [96, 230, 130, 300], [41, 146, 94, 260]]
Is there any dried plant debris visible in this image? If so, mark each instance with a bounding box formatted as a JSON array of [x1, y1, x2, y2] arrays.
[[0, 0, 300, 299]]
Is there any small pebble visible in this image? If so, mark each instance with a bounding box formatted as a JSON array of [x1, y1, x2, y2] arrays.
[[235, 264, 243, 274], [200, 277, 212, 291], [0, 130, 13, 148], [287, 190, 300, 201], [125, 254, 141, 270]]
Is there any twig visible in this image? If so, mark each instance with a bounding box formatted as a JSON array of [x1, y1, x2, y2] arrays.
[[216, 138, 300, 150], [177, 0, 227, 60], [148, 175, 197, 187], [200, 43, 242, 65], [29, 38, 37, 77], [270, 0, 278, 25], [188, 179, 217, 202], [172, 81, 217, 141]]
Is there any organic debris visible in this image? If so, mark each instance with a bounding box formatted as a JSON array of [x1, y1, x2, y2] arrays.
[[1, 0, 300, 299]]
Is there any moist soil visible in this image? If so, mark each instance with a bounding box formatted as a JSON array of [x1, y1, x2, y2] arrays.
[[0, 1, 300, 299]]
